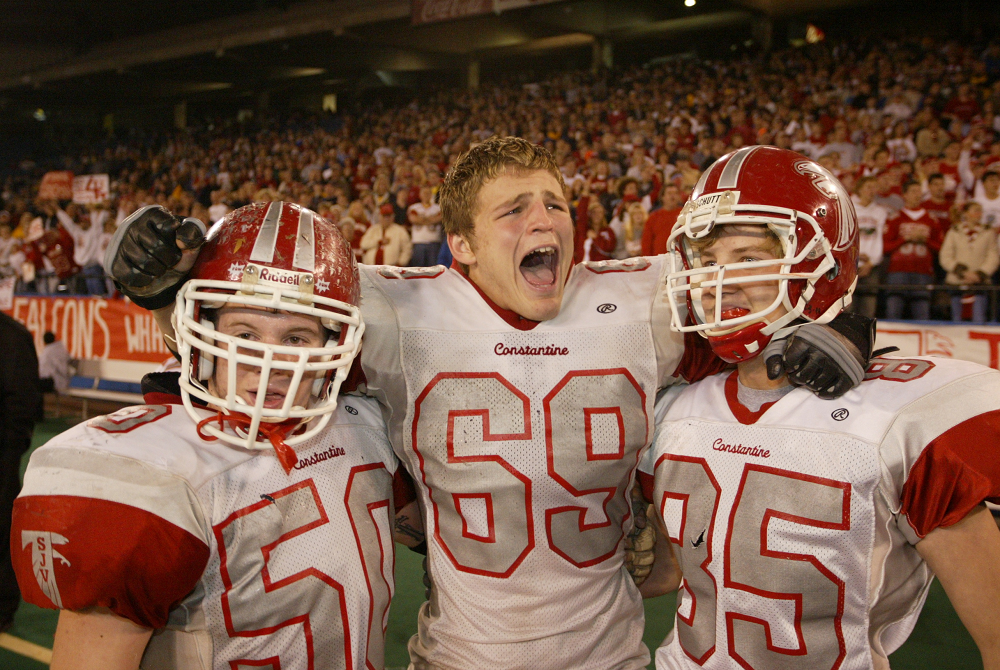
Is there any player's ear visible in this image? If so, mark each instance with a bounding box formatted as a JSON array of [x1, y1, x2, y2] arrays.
[[448, 232, 476, 267]]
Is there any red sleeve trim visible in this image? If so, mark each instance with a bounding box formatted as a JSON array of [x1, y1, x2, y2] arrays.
[[899, 409, 1000, 539], [637, 471, 655, 504], [11, 495, 209, 629], [672, 330, 730, 383], [392, 467, 417, 511]]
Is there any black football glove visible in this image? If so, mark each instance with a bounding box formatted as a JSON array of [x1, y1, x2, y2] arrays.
[[763, 313, 876, 400], [103, 205, 207, 310]]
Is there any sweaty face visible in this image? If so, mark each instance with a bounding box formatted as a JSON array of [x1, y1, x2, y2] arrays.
[[458, 169, 574, 321], [209, 306, 327, 411], [697, 226, 787, 331]]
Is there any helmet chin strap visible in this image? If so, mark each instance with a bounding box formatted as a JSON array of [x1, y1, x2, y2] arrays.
[[196, 411, 302, 473]]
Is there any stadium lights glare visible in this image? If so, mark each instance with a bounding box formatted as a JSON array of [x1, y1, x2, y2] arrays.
[[685, 0, 696, 6]]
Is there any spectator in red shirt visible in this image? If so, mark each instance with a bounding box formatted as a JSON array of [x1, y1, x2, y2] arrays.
[[641, 184, 684, 256], [24, 222, 77, 294], [883, 180, 944, 320], [922, 172, 954, 234], [942, 84, 981, 135]]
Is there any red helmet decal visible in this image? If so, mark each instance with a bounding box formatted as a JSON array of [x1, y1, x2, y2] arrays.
[[793, 160, 857, 252]]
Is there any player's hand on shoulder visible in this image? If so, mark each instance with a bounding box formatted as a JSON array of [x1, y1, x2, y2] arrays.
[[103, 205, 206, 310], [766, 312, 876, 400]]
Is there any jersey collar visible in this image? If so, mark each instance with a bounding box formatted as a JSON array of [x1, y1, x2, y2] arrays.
[[724, 370, 777, 425], [452, 260, 541, 331]]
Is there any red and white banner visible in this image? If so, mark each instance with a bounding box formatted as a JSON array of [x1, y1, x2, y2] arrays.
[[411, 0, 562, 24], [4, 296, 174, 364], [72, 174, 110, 205], [38, 171, 74, 200], [876, 321, 1000, 370]]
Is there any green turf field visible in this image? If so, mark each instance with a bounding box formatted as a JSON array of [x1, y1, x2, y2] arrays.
[[0, 418, 984, 669]]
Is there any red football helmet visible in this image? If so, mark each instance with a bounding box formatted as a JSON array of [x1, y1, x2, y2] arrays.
[[665, 146, 858, 363], [173, 202, 364, 466]]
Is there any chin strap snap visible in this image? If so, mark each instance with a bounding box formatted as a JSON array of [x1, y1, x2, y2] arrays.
[[196, 412, 300, 473]]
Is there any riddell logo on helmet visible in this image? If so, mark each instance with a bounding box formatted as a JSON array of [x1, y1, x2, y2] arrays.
[[254, 264, 308, 287]]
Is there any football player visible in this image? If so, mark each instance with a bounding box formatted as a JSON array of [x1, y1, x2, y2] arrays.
[[106, 139, 873, 669], [637, 147, 1000, 669], [12, 203, 419, 670]]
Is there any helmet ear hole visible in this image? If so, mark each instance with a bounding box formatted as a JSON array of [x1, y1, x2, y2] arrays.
[[312, 376, 329, 397], [197, 317, 215, 380], [826, 262, 840, 281]]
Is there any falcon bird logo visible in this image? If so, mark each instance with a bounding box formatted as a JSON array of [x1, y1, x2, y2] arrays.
[[22, 531, 71, 608], [794, 160, 857, 252]]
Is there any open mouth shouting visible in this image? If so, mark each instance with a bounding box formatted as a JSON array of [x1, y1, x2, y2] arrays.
[[519, 245, 559, 292]]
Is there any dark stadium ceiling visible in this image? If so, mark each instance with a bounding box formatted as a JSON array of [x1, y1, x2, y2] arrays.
[[0, 0, 872, 111]]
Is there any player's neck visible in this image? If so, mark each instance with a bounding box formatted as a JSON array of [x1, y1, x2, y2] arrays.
[[737, 355, 790, 391]]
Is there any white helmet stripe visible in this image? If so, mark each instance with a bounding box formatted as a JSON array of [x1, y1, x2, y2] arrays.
[[717, 146, 760, 190], [692, 167, 711, 200], [292, 208, 316, 271], [249, 202, 283, 264]]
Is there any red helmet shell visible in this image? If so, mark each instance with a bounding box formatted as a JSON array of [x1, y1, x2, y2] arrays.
[[191, 201, 359, 307], [689, 146, 858, 320]]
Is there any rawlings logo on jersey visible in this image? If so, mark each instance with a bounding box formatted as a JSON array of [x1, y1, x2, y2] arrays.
[[21, 531, 70, 608], [794, 160, 856, 251]]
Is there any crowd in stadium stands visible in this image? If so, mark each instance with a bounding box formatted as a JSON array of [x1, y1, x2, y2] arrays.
[[2, 35, 1000, 320]]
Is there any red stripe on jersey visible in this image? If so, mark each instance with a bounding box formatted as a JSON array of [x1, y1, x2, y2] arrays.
[[900, 409, 1000, 539], [637, 470, 655, 503], [672, 330, 730, 383], [11, 495, 209, 629], [393, 467, 417, 510]]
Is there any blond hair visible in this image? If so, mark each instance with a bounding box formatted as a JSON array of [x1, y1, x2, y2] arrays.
[[440, 136, 565, 241]]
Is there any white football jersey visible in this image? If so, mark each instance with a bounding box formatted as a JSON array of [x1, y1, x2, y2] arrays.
[[638, 356, 1000, 670], [13, 397, 399, 670], [357, 259, 710, 670]]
